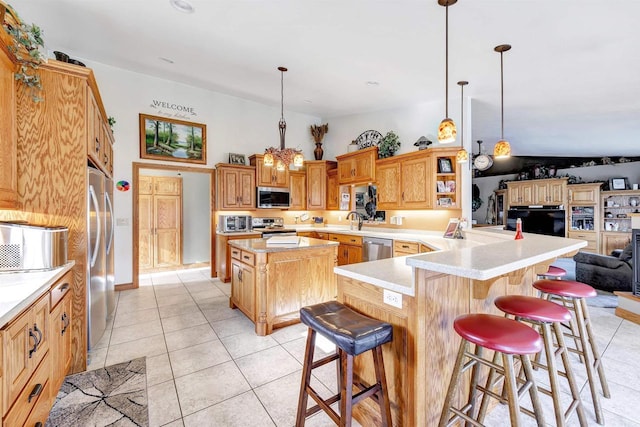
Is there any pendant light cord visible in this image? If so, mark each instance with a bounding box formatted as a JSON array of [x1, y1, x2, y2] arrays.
[[500, 50, 504, 140], [280, 69, 284, 122], [445, 3, 449, 118]]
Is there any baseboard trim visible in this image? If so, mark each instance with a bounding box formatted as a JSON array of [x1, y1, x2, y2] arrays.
[[115, 283, 136, 291]]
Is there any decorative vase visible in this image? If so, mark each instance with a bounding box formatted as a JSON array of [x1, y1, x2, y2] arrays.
[[314, 142, 324, 160]]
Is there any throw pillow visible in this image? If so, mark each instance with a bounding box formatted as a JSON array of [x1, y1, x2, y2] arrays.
[[619, 243, 633, 263]]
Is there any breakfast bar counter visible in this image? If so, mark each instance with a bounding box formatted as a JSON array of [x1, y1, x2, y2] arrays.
[[334, 230, 586, 426], [228, 237, 338, 335]]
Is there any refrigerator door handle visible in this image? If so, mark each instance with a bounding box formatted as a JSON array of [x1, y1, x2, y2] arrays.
[[89, 184, 102, 268], [105, 190, 114, 254]]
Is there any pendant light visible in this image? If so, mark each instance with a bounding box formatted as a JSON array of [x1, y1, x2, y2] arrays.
[[493, 44, 511, 159], [263, 66, 304, 168], [437, 0, 457, 144], [456, 80, 469, 163]]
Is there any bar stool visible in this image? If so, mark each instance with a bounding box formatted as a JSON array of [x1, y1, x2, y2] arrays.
[[296, 301, 393, 427], [533, 279, 611, 425], [539, 265, 567, 279], [494, 295, 587, 426], [439, 313, 545, 427]]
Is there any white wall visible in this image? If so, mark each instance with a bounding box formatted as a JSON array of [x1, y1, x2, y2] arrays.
[[182, 172, 210, 264], [87, 61, 321, 285], [472, 161, 640, 224]]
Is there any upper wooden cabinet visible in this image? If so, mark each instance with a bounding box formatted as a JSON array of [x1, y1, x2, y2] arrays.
[[326, 168, 340, 210], [250, 154, 289, 188], [0, 35, 18, 209], [432, 147, 461, 209], [569, 182, 602, 204], [216, 164, 256, 210], [507, 178, 567, 207], [336, 146, 377, 184], [377, 150, 433, 210], [289, 170, 306, 210], [305, 160, 336, 210]]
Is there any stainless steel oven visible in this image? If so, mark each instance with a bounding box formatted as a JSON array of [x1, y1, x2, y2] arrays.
[[251, 217, 297, 237]]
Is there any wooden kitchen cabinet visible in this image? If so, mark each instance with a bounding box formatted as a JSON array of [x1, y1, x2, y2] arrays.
[[216, 232, 261, 282], [216, 163, 256, 210], [569, 182, 602, 204], [326, 169, 340, 210], [432, 147, 461, 209], [507, 178, 567, 207], [230, 249, 256, 321], [601, 232, 632, 255], [568, 183, 602, 252], [329, 233, 363, 265], [50, 270, 73, 394], [336, 146, 377, 184], [507, 181, 535, 206], [289, 170, 306, 210], [0, 33, 18, 209], [305, 160, 337, 210], [377, 150, 433, 210], [393, 240, 433, 257], [250, 154, 289, 188]]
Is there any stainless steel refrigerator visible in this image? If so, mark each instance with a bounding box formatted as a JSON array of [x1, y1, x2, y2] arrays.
[[87, 167, 115, 350]]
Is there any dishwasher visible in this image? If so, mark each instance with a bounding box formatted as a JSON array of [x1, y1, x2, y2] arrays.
[[362, 236, 393, 261]]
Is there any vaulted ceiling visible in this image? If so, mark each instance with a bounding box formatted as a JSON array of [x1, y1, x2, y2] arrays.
[[12, 0, 640, 157]]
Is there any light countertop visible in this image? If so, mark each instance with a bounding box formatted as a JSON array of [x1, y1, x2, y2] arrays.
[[0, 262, 75, 327], [228, 236, 338, 253]]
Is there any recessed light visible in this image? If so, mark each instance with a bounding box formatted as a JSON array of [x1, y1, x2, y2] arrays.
[[366, 81, 380, 86], [304, 99, 313, 104], [159, 57, 175, 64], [170, 0, 194, 13]]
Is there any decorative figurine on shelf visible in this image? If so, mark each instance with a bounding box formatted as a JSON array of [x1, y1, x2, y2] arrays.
[[514, 218, 524, 240], [310, 123, 328, 160]]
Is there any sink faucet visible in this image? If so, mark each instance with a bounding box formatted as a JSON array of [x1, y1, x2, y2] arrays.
[[346, 211, 363, 231]]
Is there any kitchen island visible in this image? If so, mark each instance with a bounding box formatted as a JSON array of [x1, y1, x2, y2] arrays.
[[334, 229, 586, 426], [228, 236, 338, 335]]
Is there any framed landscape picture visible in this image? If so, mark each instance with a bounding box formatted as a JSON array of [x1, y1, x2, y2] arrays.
[[139, 114, 206, 164]]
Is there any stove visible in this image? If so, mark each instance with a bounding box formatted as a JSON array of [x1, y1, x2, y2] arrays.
[[251, 217, 297, 237]]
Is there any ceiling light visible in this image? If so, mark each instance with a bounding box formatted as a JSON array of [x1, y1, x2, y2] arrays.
[[493, 44, 512, 159], [456, 80, 469, 163], [159, 57, 174, 64], [263, 67, 303, 169], [170, 0, 194, 13], [437, 0, 457, 144], [366, 81, 380, 86]]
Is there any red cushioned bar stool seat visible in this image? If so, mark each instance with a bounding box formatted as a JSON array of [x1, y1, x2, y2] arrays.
[[533, 279, 610, 425], [538, 265, 567, 280], [439, 314, 545, 427], [495, 295, 587, 427]]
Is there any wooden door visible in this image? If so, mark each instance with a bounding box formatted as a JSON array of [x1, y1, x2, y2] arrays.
[[569, 184, 599, 204], [338, 159, 355, 183], [352, 153, 374, 182], [347, 245, 362, 264], [238, 169, 255, 208], [219, 168, 240, 209], [2, 309, 31, 412], [402, 156, 431, 209], [138, 194, 154, 270], [290, 171, 306, 210], [31, 295, 50, 369], [376, 161, 401, 209], [154, 194, 181, 268], [50, 292, 72, 393], [548, 180, 566, 204], [306, 163, 327, 209]]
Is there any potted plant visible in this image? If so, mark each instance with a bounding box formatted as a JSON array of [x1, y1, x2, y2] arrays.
[[1, 2, 45, 102], [378, 131, 401, 158]]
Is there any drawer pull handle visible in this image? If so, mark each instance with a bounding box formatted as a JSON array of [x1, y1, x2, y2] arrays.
[[60, 283, 70, 292], [243, 255, 250, 260], [29, 328, 37, 358], [402, 245, 410, 248], [62, 312, 70, 335], [35, 423, 43, 427], [33, 324, 43, 347], [28, 383, 43, 403]]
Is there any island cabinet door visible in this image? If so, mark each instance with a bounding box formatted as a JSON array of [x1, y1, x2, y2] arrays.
[[230, 260, 256, 321]]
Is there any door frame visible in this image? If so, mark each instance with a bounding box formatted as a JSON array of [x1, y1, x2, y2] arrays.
[[132, 162, 215, 289]]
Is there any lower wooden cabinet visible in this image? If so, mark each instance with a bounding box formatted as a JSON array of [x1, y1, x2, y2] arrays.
[[216, 233, 261, 282], [568, 231, 598, 253], [1, 269, 73, 426], [329, 233, 362, 266], [230, 249, 256, 321], [393, 240, 433, 257], [601, 232, 632, 255]]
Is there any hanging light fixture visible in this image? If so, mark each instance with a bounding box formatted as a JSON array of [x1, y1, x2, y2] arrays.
[[456, 80, 469, 163], [437, 0, 457, 144], [493, 44, 512, 159], [264, 66, 304, 169]]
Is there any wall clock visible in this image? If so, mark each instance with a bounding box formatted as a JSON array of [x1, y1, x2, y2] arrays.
[[473, 140, 493, 171], [355, 130, 383, 149]]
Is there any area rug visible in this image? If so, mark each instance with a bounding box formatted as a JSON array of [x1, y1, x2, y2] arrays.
[[587, 290, 618, 308], [46, 358, 148, 427]]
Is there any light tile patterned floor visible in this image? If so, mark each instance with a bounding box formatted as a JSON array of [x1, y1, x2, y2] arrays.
[[87, 268, 640, 426]]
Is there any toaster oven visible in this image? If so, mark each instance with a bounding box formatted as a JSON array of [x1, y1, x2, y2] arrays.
[[0, 221, 68, 272]]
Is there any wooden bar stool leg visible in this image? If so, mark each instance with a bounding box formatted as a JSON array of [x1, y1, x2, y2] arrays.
[[573, 297, 604, 425], [520, 354, 545, 427], [439, 339, 470, 427], [340, 353, 354, 427], [579, 298, 611, 399], [553, 321, 588, 426], [501, 353, 523, 427], [540, 322, 566, 427], [477, 350, 501, 425], [296, 329, 316, 427], [372, 346, 392, 427], [466, 344, 485, 422]]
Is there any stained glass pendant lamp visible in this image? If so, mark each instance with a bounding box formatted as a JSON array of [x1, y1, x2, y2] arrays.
[[263, 66, 303, 169], [437, 0, 457, 144], [493, 44, 512, 159]]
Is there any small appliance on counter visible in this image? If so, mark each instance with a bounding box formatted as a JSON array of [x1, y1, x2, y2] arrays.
[[252, 217, 297, 237], [219, 215, 252, 232], [0, 221, 68, 272]]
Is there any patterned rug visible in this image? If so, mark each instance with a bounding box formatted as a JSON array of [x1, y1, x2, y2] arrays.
[[46, 358, 148, 427]]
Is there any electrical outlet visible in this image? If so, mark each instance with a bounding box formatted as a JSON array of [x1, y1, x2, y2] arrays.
[[338, 216, 342, 221], [116, 218, 129, 226], [383, 289, 402, 308]]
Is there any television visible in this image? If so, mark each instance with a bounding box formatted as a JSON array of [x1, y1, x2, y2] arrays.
[[506, 208, 566, 237]]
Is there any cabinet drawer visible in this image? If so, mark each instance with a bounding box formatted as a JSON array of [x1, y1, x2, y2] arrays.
[[230, 246, 242, 261], [50, 270, 73, 310], [316, 232, 329, 240], [329, 234, 363, 246], [240, 251, 255, 266], [4, 356, 50, 427], [393, 240, 419, 255], [568, 232, 596, 242]]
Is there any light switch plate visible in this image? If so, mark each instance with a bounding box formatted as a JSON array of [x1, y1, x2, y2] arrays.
[[383, 289, 402, 308]]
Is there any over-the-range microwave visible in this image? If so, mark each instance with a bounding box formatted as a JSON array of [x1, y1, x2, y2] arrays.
[[257, 186, 290, 209]]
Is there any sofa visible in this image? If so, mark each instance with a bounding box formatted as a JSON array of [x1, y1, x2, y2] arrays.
[[574, 244, 633, 292]]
